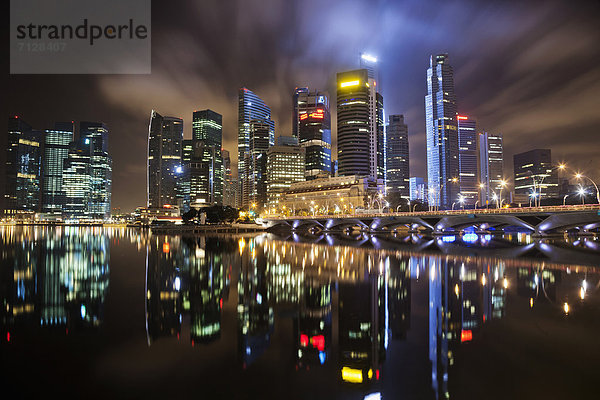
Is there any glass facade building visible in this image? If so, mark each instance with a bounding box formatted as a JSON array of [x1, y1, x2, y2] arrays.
[[425, 54, 459, 209], [386, 115, 409, 198], [409, 177, 427, 203], [191, 109, 223, 206], [266, 136, 305, 211], [238, 88, 274, 209], [80, 122, 112, 220], [63, 137, 93, 219], [222, 149, 236, 208], [479, 131, 504, 205], [248, 120, 271, 210], [148, 110, 184, 208], [457, 116, 478, 205], [42, 122, 74, 214], [293, 88, 332, 180]]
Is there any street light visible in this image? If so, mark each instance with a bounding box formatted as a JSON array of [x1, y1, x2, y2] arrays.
[[577, 186, 587, 205], [431, 177, 458, 211], [574, 172, 600, 204]]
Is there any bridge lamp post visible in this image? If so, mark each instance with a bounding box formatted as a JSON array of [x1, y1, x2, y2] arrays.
[[575, 172, 600, 204], [459, 195, 465, 210], [563, 194, 570, 206], [492, 192, 499, 208], [499, 180, 508, 208], [578, 186, 587, 205]]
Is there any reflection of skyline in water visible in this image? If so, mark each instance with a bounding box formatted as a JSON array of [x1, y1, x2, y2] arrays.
[[2, 226, 599, 399], [0, 226, 109, 336], [142, 233, 599, 398]]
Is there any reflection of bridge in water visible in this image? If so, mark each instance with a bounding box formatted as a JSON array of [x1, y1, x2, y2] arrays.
[[263, 205, 600, 236], [270, 231, 600, 268]]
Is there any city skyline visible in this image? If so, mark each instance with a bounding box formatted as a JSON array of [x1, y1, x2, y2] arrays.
[[4, 0, 600, 212]]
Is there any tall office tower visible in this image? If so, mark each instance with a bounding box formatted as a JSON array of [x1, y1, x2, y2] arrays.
[[238, 88, 274, 209], [293, 88, 332, 179], [80, 121, 112, 220], [425, 54, 459, 209], [337, 69, 370, 178], [222, 149, 236, 208], [147, 110, 184, 208], [266, 136, 305, 210], [386, 115, 410, 198], [513, 149, 558, 204], [337, 68, 385, 182], [3, 116, 42, 216], [360, 53, 379, 81], [42, 122, 74, 214], [192, 109, 223, 206], [248, 120, 271, 210], [63, 137, 93, 219], [457, 116, 478, 205], [478, 131, 504, 205], [180, 139, 193, 210], [409, 177, 427, 202]]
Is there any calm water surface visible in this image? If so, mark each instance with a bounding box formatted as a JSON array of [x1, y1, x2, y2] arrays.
[[1, 226, 600, 399]]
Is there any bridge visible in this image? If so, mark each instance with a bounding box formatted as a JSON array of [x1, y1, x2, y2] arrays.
[[261, 204, 600, 236]]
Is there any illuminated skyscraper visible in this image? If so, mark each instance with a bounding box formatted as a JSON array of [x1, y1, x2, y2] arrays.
[[479, 131, 505, 205], [3, 116, 42, 216], [222, 149, 237, 208], [336, 69, 370, 178], [42, 122, 74, 214], [248, 120, 271, 210], [238, 88, 274, 209], [513, 149, 557, 204], [386, 115, 409, 198], [80, 121, 112, 219], [457, 116, 478, 205], [425, 54, 459, 209], [409, 177, 427, 203], [293, 88, 332, 179], [337, 68, 385, 183], [147, 110, 184, 208], [266, 136, 305, 210], [191, 109, 223, 206], [63, 137, 93, 219]]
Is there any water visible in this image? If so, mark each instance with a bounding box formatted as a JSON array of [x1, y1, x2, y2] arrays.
[[1, 226, 599, 399]]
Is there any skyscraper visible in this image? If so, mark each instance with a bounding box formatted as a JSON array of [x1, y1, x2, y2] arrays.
[[191, 109, 223, 206], [425, 54, 459, 209], [80, 121, 112, 219], [42, 122, 74, 214], [248, 120, 271, 210], [409, 177, 427, 203], [457, 115, 478, 206], [337, 69, 371, 178], [3, 116, 42, 216], [238, 88, 274, 209], [293, 88, 332, 179], [513, 149, 558, 205], [479, 131, 504, 206], [63, 137, 93, 219], [222, 149, 236, 208], [386, 115, 409, 199], [147, 110, 184, 208], [266, 136, 305, 211]]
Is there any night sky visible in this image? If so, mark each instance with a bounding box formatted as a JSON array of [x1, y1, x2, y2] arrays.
[[5, 0, 600, 212]]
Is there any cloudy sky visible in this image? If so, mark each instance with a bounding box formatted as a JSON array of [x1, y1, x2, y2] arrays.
[[6, 0, 600, 212]]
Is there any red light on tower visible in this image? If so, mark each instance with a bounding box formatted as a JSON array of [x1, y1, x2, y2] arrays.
[[311, 335, 325, 351], [457, 115, 468, 120]]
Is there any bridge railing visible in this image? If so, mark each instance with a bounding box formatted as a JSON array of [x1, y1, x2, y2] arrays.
[[264, 204, 600, 221]]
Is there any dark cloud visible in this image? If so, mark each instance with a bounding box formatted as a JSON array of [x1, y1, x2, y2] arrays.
[[7, 0, 600, 211]]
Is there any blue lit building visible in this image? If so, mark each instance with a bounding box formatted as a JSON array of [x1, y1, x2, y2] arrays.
[[80, 121, 112, 220], [426, 54, 459, 209], [238, 88, 274, 209], [457, 116, 478, 206], [386, 115, 409, 198]]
